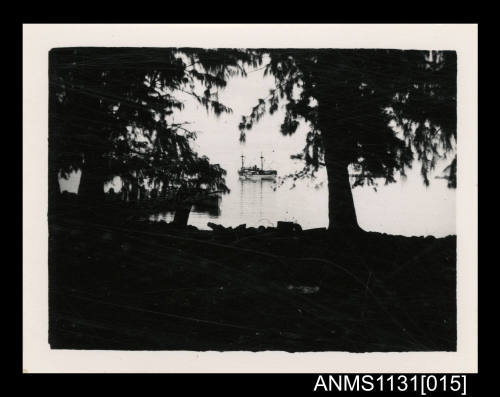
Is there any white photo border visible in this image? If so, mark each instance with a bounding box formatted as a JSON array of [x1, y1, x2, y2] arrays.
[[22, 23, 478, 373]]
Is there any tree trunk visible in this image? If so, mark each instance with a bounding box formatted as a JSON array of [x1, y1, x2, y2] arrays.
[[316, 75, 360, 233], [324, 155, 359, 231], [78, 153, 104, 203], [173, 204, 191, 227], [130, 181, 139, 202], [322, 135, 360, 232]]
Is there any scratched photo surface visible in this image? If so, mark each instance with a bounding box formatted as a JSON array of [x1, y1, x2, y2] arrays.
[[49, 48, 456, 351]]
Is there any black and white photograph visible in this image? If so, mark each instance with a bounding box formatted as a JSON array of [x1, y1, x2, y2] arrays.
[[23, 24, 478, 373]]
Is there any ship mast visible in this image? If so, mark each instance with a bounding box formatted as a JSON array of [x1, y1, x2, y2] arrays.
[[260, 153, 264, 170], [241, 155, 245, 170]]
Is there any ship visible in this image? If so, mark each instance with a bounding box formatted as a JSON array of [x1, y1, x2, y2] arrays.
[[238, 154, 277, 181]]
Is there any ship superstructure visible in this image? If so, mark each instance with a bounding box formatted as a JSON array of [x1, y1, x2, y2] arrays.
[[238, 154, 277, 180]]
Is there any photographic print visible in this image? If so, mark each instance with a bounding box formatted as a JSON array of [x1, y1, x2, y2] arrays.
[[23, 24, 478, 373]]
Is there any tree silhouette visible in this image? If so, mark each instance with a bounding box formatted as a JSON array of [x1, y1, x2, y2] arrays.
[[50, 48, 456, 230], [49, 47, 260, 211], [240, 49, 457, 231]]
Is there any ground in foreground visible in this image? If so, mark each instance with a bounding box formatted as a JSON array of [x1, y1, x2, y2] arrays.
[[49, 214, 456, 352]]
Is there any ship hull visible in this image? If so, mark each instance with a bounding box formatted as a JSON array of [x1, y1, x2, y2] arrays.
[[239, 173, 276, 181]]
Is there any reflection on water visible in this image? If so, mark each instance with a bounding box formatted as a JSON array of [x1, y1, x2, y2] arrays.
[[148, 167, 456, 237], [149, 175, 329, 230]]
